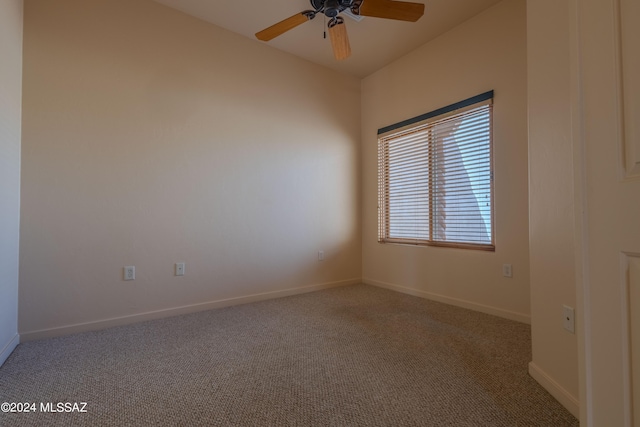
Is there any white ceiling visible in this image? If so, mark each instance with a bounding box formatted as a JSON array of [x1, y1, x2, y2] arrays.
[[153, 0, 503, 78]]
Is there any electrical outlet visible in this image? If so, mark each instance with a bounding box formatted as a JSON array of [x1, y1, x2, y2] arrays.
[[563, 305, 575, 334], [175, 262, 185, 276], [124, 266, 135, 281], [318, 251, 325, 261], [503, 264, 513, 278]]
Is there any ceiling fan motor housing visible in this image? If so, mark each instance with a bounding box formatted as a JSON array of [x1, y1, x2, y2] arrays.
[[310, 0, 354, 18]]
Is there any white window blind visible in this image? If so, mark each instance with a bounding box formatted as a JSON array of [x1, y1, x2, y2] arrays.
[[378, 97, 494, 250]]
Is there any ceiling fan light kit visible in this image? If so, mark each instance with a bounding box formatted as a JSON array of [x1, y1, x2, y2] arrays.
[[255, 0, 425, 60]]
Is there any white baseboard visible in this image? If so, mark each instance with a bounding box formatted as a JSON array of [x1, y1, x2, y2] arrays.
[[363, 278, 531, 324], [528, 361, 580, 418], [20, 278, 361, 342], [0, 333, 20, 367]]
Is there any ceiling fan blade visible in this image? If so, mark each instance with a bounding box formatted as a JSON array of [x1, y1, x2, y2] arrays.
[[255, 12, 311, 41], [358, 0, 425, 22], [328, 20, 351, 61]]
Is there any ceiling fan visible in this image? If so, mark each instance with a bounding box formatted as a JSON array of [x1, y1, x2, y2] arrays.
[[255, 0, 425, 61]]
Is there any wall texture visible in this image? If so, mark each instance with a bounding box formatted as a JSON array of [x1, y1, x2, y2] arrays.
[[361, 0, 530, 323], [526, 0, 579, 416], [0, 0, 23, 366], [19, 0, 361, 339]]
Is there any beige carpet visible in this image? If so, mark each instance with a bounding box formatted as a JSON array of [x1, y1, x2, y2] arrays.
[[0, 284, 578, 426]]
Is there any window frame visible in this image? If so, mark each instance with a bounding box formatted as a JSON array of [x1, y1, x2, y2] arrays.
[[377, 92, 495, 251]]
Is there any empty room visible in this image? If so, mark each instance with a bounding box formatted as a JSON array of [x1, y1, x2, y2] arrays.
[[1, 0, 638, 425]]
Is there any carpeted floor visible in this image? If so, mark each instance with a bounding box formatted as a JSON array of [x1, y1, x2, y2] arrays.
[[0, 284, 578, 426]]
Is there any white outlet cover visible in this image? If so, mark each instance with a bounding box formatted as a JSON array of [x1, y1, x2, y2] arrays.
[[503, 264, 513, 278], [176, 262, 185, 276], [563, 305, 575, 334], [124, 266, 135, 281]]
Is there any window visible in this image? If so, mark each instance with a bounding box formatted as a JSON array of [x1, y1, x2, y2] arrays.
[[377, 92, 494, 251]]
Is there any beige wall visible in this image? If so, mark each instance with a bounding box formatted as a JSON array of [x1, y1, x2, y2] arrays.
[[361, 0, 530, 322], [19, 0, 361, 339], [0, 0, 23, 366], [526, 0, 579, 416]]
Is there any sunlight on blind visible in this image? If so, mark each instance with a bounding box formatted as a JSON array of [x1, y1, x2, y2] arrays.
[[378, 102, 494, 250]]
